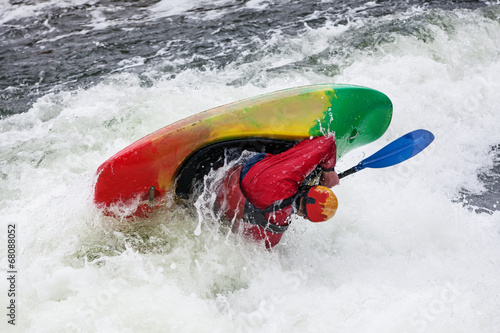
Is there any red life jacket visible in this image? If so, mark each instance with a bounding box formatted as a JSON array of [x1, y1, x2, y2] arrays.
[[240, 135, 336, 209], [216, 136, 337, 248], [216, 165, 291, 248]]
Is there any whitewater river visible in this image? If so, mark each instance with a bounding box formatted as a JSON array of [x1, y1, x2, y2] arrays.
[[1, 0, 499, 332]]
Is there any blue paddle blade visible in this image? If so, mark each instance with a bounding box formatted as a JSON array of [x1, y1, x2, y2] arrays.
[[356, 129, 435, 171]]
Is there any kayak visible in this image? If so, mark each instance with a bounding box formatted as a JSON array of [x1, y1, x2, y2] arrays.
[[93, 84, 393, 217]]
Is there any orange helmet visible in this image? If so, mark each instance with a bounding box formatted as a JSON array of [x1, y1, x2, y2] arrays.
[[303, 185, 338, 222]]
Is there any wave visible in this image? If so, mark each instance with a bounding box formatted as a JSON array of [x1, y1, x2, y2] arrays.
[[1, 2, 499, 331]]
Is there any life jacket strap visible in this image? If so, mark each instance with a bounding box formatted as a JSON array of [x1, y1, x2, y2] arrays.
[[243, 200, 290, 234]]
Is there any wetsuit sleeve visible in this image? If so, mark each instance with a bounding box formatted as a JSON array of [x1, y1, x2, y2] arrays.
[[318, 135, 337, 170]]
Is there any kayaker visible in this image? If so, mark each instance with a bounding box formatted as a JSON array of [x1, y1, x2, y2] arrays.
[[216, 135, 340, 248]]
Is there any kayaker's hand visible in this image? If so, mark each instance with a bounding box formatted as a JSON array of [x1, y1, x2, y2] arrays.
[[320, 170, 339, 188]]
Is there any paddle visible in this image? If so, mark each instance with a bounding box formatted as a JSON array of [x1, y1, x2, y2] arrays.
[[338, 129, 435, 179]]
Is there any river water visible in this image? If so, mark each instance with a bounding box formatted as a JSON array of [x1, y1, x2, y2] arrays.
[[1, 0, 499, 332]]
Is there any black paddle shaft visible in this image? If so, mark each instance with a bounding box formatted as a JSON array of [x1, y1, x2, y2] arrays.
[[338, 166, 357, 179]]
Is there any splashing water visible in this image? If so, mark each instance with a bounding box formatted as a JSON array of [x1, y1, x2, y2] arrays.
[[1, 1, 500, 332]]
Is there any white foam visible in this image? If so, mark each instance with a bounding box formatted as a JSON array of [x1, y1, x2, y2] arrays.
[[149, 0, 236, 19], [1, 5, 499, 333], [0, 0, 96, 25]]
